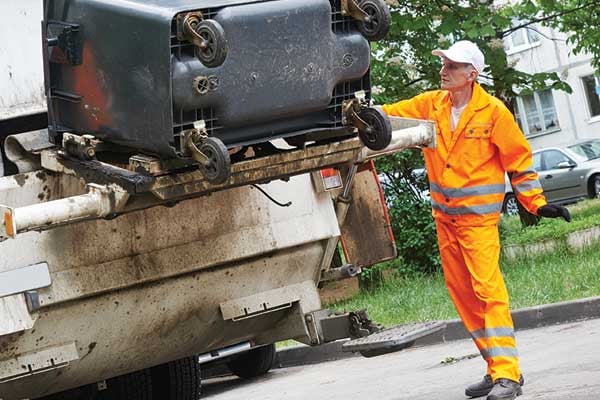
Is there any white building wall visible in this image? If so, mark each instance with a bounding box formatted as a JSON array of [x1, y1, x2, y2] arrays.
[[506, 26, 600, 150], [0, 1, 46, 121]]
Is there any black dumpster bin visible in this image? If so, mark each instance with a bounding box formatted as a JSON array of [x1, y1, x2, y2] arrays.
[[44, 0, 391, 183]]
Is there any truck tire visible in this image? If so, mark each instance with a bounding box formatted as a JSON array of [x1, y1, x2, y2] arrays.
[[150, 356, 201, 400], [226, 344, 276, 379], [98, 369, 153, 400]]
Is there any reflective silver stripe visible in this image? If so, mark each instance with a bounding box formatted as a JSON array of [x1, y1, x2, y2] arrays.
[[514, 180, 542, 194], [430, 183, 506, 198], [512, 169, 536, 180], [432, 201, 503, 216], [470, 327, 515, 340], [480, 347, 519, 359]]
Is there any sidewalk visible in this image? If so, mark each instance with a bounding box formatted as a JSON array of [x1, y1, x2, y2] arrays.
[[275, 295, 600, 368]]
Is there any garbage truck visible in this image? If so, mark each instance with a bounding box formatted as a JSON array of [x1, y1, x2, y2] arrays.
[[0, 1, 443, 399]]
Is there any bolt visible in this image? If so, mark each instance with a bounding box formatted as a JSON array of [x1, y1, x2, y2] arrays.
[[86, 148, 96, 159], [311, 338, 318, 345], [305, 315, 313, 322]]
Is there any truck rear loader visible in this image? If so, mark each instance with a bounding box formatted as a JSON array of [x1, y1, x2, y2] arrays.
[[0, 1, 441, 399]]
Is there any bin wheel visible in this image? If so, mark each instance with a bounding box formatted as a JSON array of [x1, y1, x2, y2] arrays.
[[199, 137, 231, 185], [194, 19, 228, 68], [357, 0, 391, 42], [357, 107, 392, 150]]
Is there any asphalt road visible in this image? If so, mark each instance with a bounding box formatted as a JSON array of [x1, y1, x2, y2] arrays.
[[202, 318, 600, 400]]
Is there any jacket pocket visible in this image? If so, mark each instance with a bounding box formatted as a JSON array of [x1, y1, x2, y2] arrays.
[[463, 124, 493, 160]]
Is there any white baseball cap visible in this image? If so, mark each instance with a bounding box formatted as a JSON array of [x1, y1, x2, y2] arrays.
[[432, 40, 485, 74]]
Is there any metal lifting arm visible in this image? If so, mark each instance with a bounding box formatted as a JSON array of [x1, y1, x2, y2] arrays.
[[0, 184, 129, 241]]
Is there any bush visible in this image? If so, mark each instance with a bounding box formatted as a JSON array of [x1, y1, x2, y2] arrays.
[[375, 151, 441, 275]]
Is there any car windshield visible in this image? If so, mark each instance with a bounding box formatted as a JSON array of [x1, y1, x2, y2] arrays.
[[568, 141, 600, 161]]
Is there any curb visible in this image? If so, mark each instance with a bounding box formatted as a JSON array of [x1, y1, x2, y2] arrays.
[[275, 296, 600, 368], [503, 226, 600, 261]]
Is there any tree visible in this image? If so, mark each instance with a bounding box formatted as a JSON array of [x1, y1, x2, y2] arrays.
[[372, 0, 600, 271]]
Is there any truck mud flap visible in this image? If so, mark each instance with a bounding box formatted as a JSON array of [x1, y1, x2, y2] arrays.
[[342, 321, 445, 357]]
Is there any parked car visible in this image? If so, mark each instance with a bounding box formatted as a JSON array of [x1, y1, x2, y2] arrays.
[[503, 139, 600, 215], [532, 139, 600, 203]]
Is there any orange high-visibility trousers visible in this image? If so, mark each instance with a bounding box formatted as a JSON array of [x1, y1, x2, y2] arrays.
[[435, 220, 520, 382]]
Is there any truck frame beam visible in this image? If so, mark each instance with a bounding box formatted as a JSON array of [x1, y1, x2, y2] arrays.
[[1, 118, 435, 241]]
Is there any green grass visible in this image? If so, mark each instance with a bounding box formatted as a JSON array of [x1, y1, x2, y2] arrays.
[[330, 241, 600, 328], [500, 199, 600, 246]]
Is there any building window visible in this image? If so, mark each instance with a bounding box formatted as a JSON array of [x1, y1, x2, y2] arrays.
[[514, 89, 560, 137], [505, 25, 541, 54], [582, 75, 600, 119]]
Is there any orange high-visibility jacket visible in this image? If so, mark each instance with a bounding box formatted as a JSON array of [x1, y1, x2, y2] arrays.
[[382, 83, 547, 226]]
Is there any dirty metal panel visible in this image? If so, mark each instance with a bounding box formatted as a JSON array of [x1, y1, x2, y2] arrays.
[[0, 263, 51, 298], [340, 161, 397, 268], [0, 342, 79, 383], [0, 294, 37, 336], [342, 321, 446, 357], [0, 1, 47, 121], [0, 173, 339, 307], [220, 281, 315, 321], [0, 242, 323, 399]]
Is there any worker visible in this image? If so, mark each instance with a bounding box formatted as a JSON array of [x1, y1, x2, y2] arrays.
[[381, 40, 570, 400]]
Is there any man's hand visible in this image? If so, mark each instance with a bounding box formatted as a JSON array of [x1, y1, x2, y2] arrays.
[[537, 204, 571, 222]]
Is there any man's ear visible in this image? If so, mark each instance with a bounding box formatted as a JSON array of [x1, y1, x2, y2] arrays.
[[468, 69, 479, 82]]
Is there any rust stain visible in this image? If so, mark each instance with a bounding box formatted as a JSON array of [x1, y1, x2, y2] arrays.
[[80, 341, 97, 360], [13, 174, 28, 187], [0, 331, 25, 358]]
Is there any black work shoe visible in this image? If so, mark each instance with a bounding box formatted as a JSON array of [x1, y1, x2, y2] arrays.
[[486, 378, 523, 400], [465, 375, 524, 398]]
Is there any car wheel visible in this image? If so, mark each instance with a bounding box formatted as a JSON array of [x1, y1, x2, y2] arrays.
[[502, 194, 519, 216], [589, 175, 600, 199]]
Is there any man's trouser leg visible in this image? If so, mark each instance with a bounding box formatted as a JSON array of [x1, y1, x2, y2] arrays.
[[435, 220, 520, 382]]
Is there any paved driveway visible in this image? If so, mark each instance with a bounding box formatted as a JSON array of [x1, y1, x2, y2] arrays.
[[203, 318, 600, 400]]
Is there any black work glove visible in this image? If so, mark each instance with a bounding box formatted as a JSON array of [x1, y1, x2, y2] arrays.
[[537, 204, 571, 222]]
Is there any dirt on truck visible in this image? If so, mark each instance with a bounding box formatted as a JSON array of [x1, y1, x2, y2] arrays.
[[1, 1, 441, 399]]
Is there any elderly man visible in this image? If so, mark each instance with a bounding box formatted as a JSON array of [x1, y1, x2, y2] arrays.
[[381, 40, 570, 400]]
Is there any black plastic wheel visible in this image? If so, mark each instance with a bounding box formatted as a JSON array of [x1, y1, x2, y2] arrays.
[[226, 344, 276, 379], [357, 107, 392, 151], [198, 137, 231, 185], [194, 19, 228, 68], [150, 356, 201, 400], [357, 0, 391, 42]]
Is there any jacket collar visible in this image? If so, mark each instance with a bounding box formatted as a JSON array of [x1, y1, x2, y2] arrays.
[[433, 83, 491, 111]]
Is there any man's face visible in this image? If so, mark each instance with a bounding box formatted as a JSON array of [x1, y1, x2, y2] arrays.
[[439, 57, 477, 91]]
